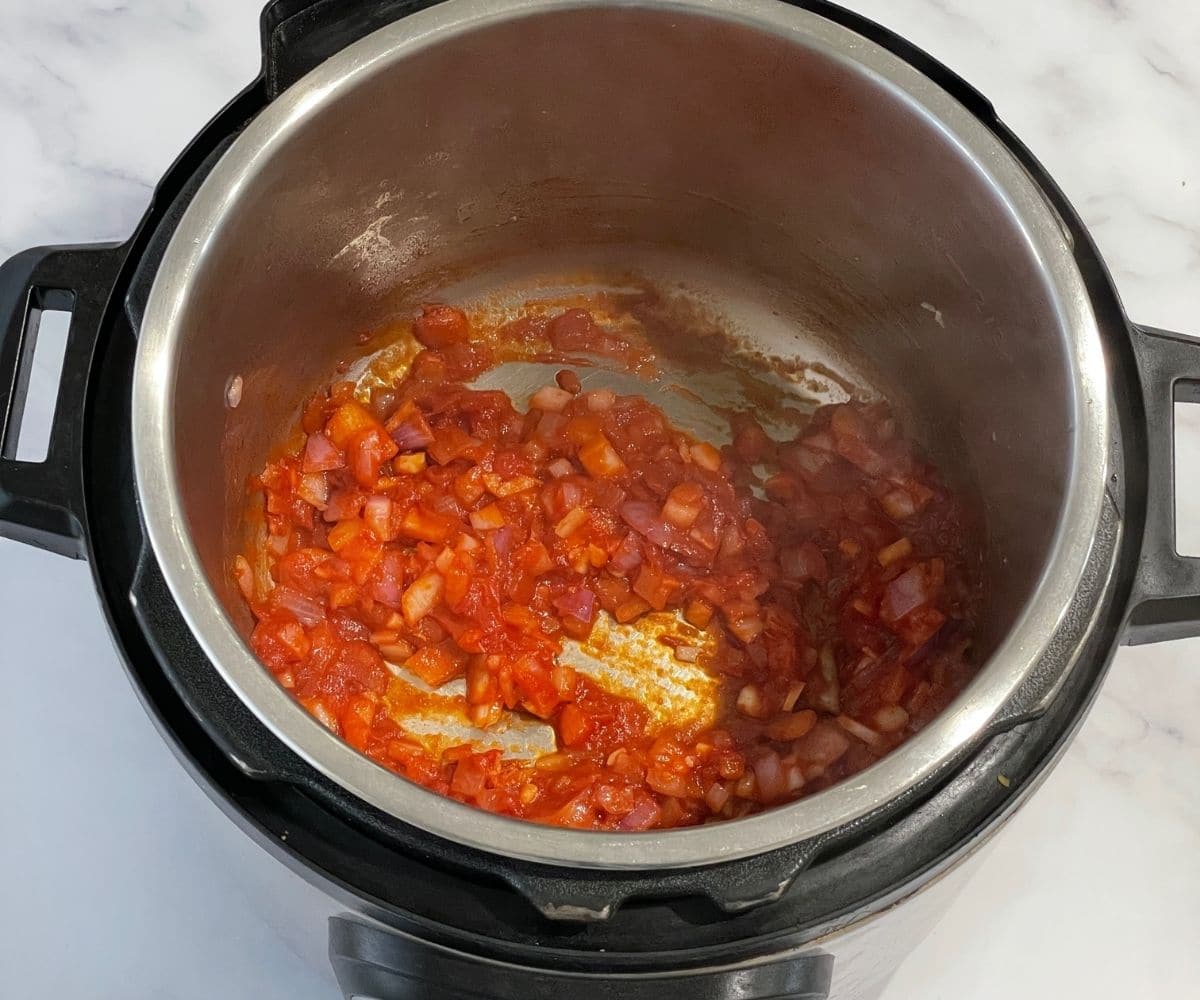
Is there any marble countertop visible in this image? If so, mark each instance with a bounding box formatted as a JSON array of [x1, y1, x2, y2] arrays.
[[1, 1, 1196, 997]]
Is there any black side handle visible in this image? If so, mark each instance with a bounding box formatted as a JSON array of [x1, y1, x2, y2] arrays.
[[0, 243, 124, 559], [260, 0, 434, 100], [1126, 324, 1200, 644], [330, 916, 833, 1000]]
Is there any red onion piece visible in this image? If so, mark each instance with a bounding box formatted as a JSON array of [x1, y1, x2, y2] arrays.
[[620, 501, 674, 546], [780, 540, 829, 583], [490, 525, 515, 557], [552, 587, 596, 623], [390, 419, 435, 451], [752, 751, 786, 801], [324, 490, 366, 522], [705, 782, 730, 813], [608, 533, 643, 574], [274, 586, 325, 626], [794, 722, 851, 772], [363, 495, 392, 537], [303, 433, 345, 473], [618, 797, 662, 831], [297, 473, 330, 510], [881, 565, 930, 622]]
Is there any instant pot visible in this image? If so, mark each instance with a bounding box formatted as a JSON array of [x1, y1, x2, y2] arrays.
[[2, 1, 1197, 997]]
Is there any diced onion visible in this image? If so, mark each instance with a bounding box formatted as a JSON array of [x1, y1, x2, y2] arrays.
[[363, 495, 393, 538], [784, 761, 805, 793], [794, 722, 851, 773], [724, 602, 764, 644], [880, 488, 917, 521], [530, 385, 573, 412], [394, 452, 427, 474], [813, 642, 840, 714], [781, 680, 806, 713], [434, 546, 455, 573], [690, 442, 722, 471], [661, 482, 704, 530], [683, 599, 714, 628], [584, 389, 616, 412], [608, 533, 642, 574], [618, 798, 662, 830], [308, 698, 339, 733], [554, 506, 591, 538], [632, 564, 677, 611], [836, 714, 883, 746], [767, 709, 817, 741], [552, 587, 596, 623], [877, 536, 913, 568], [705, 782, 731, 813], [386, 402, 435, 450], [578, 434, 626, 477], [882, 565, 931, 621], [547, 458, 575, 478], [551, 665, 577, 697], [233, 555, 254, 602], [780, 541, 828, 582], [620, 501, 672, 546], [484, 472, 539, 497], [719, 524, 745, 559], [402, 571, 444, 625], [275, 586, 325, 626], [470, 503, 507, 531], [380, 642, 414, 664], [753, 752, 786, 801], [736, 683, 765, 718], [297, 472, 330, 510], [302, 433, 345, 472], [490, 525, 515, 556], [873, 704, 910, 733]]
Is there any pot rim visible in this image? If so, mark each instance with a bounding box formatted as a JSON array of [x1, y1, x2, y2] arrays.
[[132, 0, 1110, 869]]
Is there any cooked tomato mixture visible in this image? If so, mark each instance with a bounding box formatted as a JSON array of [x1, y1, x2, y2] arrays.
[[238, 303, 979, 830]]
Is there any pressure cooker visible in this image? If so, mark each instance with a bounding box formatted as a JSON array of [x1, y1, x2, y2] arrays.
[[2, 1, 1197, 997]]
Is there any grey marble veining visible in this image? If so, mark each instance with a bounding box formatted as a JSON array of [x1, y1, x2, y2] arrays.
[[0, 1, 1196, 997]]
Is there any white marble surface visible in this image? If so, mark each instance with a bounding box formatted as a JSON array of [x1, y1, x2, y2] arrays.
[[0, 1, 1197, 997]]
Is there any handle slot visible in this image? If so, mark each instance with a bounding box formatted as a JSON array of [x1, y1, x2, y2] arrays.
[[1172, 384, 1200, 555], [4, 303, 73, 463]]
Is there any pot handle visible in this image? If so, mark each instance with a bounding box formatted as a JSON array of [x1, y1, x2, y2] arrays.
[[329, 916, 833, 1000], [1126, 324, 1200, 644], [0, 243, 124, 559]]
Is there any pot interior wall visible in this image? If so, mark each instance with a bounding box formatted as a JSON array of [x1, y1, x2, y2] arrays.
[[168, 6, 1076, 668]]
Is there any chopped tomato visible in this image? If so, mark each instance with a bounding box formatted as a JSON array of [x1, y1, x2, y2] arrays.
[[326, 401, 384, 450], [413, 304, 470, 348]]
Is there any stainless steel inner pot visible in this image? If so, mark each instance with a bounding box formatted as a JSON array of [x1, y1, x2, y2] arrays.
[[132, 0, 1109, 868]]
